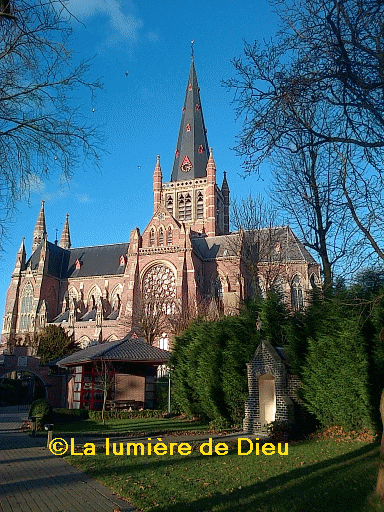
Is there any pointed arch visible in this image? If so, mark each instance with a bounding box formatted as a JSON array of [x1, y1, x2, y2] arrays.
[[87, 285, 102, 310], [196, 191, 204, 219], [185, 193, 192, 220], [166, 194, 173, 216], [178, 193, 185, 221], [77, 336, 92, 349], [150, 228, 155, 246], [291, 275, 303, 310], [110, 283, 123, 313], [19, 283, 34, 331], [167, 226, 173, 245], [158, 226, 164, 246]]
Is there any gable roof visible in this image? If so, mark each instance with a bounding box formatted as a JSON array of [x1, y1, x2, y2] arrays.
[[192, 226, 317, 264], [58, 337, 170, 366], [65, 243, 129, 278]]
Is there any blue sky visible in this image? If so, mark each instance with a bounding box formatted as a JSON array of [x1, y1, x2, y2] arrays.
[[0, 0, 280, 317]]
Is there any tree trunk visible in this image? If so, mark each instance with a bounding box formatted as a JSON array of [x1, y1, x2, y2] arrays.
[[376, 389, 384, 499]]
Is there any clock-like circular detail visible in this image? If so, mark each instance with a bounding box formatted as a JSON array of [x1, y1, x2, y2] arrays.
[[157, 212, 165, 220], [181, 162, 192, 172]]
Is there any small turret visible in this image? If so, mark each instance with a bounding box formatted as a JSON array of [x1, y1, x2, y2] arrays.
[[153, 155, 163, 212], [205, 148, 216, 236], [13, 237, 26, 274], [32, 200, 47, 252], [59, 213, 71, 249], [221, 171, 230, 235]]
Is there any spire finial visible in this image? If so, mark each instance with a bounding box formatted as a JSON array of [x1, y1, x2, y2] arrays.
[[191, 40, 194, 60], [59, 213, 71, 249]]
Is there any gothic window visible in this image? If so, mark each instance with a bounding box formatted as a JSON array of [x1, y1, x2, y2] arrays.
[[166, 195, 173, 216], [273, 277, 285, 298], [167, 226, 173, 245], [78, 336, 92, 349], [110, 284, 123, 312], [150, 228, 155, 246], [185, 193, 192, 220], [178, 194, 185, 221], [65, 286, 78, 310], [19, 283, 33, 331], [291, 275, 303, 310], [211, 275, 224, 314], [159, 333, 169, 350], [310, 273, 319, 289], [142, 264, 176, 314], [159, 227, 164, 246], [88, 286, 101, 310], [196, 191, 204, 219]]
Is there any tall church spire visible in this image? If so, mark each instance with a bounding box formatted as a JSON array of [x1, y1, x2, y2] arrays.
[[32, 200, 47, 252], [171, 59, 209, 181], [59, 213, 71, 249]]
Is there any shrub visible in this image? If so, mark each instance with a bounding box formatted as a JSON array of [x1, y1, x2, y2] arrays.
[[88, 409, 164, 421], [52, 408, 89, 423], [28, 398, 52, 430], [29, 398, 52, 418]]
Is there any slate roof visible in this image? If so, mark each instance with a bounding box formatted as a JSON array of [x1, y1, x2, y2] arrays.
[[25, 240, 70, 279], [65, 243, 129, 278], [58, 337, 170, 366], [171, 59, 210, 181], [192, 226, 317, 264], [26, 241, 129, 279]]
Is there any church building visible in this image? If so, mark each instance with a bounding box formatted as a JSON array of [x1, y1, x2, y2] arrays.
[[1, 59, 320, 354]]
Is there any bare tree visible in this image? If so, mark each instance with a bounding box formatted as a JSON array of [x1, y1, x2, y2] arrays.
[[225, 0, 384, 268], [94, 359, 114, 426], [0, 0, 102, 250], [230, 194, 287, 298], [271, 127, 359, 290], [137, 298, 171, 346]]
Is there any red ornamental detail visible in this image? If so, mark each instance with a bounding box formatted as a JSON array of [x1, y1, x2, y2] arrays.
[[182, 107, 185, 113], [180, 155, 192, 173], [175, 149, 179, 157], [119, 254, 126, 266], [75, 259, 82, 270], [188, 84, 192, 90], [195, 104, 200, 111], [198, 145, 204, 154], [186, 124, 191, 132]]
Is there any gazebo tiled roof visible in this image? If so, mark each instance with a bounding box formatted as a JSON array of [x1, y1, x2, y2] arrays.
[[58, 337, 170, 366]]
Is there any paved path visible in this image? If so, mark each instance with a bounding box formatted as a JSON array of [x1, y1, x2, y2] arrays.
[[0, 407, 135, 512]]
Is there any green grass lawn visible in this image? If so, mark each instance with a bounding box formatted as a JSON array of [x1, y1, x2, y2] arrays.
[[66, 436, 384, 512], [53, 416, 210, 435]]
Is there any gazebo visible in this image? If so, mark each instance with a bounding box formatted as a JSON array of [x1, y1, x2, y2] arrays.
[[58, 337, 170, 410]]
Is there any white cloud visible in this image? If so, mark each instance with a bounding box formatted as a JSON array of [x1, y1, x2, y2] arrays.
[[67, 0, 144, 45]]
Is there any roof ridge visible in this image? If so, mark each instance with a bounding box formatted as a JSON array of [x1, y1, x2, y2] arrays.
[[69, 242, 129, 251]]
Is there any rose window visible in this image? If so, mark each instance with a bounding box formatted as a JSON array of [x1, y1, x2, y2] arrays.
[[142, 264, 176, 302]]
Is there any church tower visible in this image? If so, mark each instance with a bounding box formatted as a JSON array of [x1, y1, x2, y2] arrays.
[[154, 57, 230, 237]]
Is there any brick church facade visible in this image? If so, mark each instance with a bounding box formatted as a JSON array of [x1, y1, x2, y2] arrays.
[[1, 59, 320, 354]]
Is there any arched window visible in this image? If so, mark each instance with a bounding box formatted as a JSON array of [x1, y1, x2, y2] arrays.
[[88, 285, 102, 310], [291, 275, 303, 310], [150, 228, 155, 246], [166, 195, 173, 216], [211, 275, 224, 314], [185, 193, 192, 220], [142, 264, 176, 317], [178, 194, 185, 221], [20, 283, 34, 331], [110, 284, 123, 312], [196, 191, 204, 219], [167, 226, 173, 245], [158, 227, 164, 246]]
